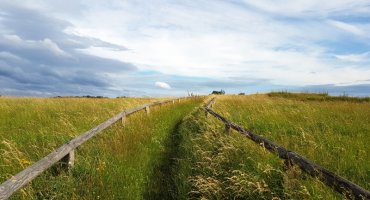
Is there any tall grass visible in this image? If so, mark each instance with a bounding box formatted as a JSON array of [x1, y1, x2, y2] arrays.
[[213, 94, 370, 192], [0, 97, 157, 183], [0, 96, 204, 199], [1, 94, 367, 199], [173, 105, 340, 199]]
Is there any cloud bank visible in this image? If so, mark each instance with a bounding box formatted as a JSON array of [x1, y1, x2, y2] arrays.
[[0, 0, 370, 96]]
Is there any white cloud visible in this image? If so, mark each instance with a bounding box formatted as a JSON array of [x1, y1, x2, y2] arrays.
[[155, 81, 171, 89], [241, 0, 370, 16], [65, 1, 370, 87], [335, 52, 370, 62], [335, 79, 370, 86], [3, 34, 23, 44], [0, 34, 70, 57], [0, 51, 26, 62], [41, 38, 69, 56], [328, 20, 365, 36]]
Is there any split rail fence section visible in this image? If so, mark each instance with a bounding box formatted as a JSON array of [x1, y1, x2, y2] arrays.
[[0, 97, 191, 200], [205, 97, 370, 200]]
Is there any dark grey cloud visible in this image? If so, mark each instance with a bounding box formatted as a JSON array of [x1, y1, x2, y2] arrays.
[[0, 3, 126, 50], [0, 3, 137, 96], [0, 5, 71, 40]]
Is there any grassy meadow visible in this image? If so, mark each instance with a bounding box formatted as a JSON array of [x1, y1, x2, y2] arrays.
[[1, 93, 368, 199], [0, 96, 205, 199], [0, 97, 157, 182], [171, 103, 340, 199], [211, 93, 369, 194]]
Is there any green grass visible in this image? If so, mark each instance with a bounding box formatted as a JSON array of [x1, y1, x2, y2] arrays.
[[0, 96, 205, 199], [0, 97, 157, 182], [1, 93, 368, 199], [213, 94, 370, 193], [172, 105, 340, 199]]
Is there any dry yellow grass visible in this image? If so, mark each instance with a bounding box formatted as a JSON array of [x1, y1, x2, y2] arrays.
[[213, 94, 369, 191], [0, 96, 205, 199]]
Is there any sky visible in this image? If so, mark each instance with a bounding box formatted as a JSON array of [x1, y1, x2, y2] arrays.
[[0, 0, 370, 97]]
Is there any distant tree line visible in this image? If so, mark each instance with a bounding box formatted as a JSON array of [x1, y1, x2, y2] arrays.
[[54, 95, 108, 98], [211, 90, 225, 95]]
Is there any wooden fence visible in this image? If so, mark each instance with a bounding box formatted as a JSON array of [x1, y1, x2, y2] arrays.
[[0, 97, 191, 200], [205, 97, 370, 200]]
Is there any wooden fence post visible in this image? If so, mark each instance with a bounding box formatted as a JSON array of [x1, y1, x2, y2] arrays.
[[172, 100, 175, 104], [145, 106, 150, 115], [225, 123, 231, 134], [66, 150, 75, 169], [284, 158, 293, 170], [54, 150, 75, 175], [121, 115, 126, 127]]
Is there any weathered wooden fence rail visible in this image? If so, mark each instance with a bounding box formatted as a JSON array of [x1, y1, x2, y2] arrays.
[[205, 97, 370, 200], [0, 96, 192, 200]]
